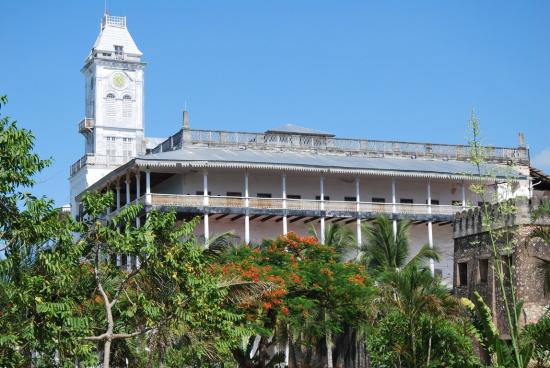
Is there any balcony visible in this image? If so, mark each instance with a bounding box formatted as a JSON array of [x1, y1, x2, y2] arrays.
[[143, 194, 463, 221], [78, 118, 95, 134], [70, 154, 131, 176]]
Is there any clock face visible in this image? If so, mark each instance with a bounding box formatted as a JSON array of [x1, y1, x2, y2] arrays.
[[111, 72, 127, 89]]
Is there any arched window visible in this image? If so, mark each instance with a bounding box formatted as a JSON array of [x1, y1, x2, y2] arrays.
[[105, 93, 117, 119]]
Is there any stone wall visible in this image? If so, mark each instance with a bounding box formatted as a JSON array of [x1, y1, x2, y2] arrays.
[[453, 198, 549, 337]]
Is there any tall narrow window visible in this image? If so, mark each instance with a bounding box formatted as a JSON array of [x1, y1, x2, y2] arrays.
[[122, 137, 133, 158], [478, 258, 489, 283], [458, 262, 468, 286], [105, 93, 116, 119], [122, 94, 132, 119], [106, 136, 117, 157]]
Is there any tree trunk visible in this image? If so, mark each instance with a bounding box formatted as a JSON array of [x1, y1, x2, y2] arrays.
[[103, 339, 111, 368], [426, 319, 432, 367], [325, 310, 333, 368]]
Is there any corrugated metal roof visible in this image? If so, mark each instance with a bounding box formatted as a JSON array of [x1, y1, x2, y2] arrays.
[[136, 146, 522, 178], [265, 123, 334, 136]]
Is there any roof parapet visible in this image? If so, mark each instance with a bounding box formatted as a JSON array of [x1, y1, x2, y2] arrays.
[[102, 14, 127, 29], [148, 128, 530, 165]]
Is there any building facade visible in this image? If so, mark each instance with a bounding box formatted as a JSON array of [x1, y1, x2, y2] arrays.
[[70, 14, 532, 286]]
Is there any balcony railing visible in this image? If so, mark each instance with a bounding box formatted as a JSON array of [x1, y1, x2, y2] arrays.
[[70, 154, 131, 176], [145, 194, 462, 218], [78, 118, 95, 134], [151, 129, 529, 164]]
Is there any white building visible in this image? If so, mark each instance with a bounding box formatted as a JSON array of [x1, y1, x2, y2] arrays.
[[70, 14, 532, 285]]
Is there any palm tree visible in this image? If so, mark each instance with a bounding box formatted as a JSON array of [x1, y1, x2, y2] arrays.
[[377, 263, 459, 367], [309, 223, 359, 261], [360, 216, 439, 273]]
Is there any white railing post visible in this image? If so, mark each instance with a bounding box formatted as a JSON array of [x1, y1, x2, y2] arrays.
[[320, 176, 325, 244], [244, 170, 250, 244], [461, 182, 466, 209], [203, 169, 209, 243], [135, 173, 141, 203], [125, 175, 131, 206], [355, 177, 361, 246], [282, 173, 288, 235], [391, 177, 397, 239], [116, 183, 121, 210], [145, 171, 151, 206], [427, 180, 434, 276]]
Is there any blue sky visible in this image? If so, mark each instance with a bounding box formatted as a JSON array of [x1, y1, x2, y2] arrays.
[[1, 0, 549, 206]]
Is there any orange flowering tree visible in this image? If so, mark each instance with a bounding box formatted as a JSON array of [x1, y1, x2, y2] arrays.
[[212, 232, 373, 367]]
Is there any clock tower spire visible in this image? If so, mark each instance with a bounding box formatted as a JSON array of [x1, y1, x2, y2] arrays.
[[70, 13, 146, 214]]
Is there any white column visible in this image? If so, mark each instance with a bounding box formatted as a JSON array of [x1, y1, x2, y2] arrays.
[[355, 177, 361, 246], [244, 170, 250, 244], [320, 176, 325, 244], [427, 180, 434, 276], [461, 182, 467, 209], [115, 182, 121, 266], [282, 173, 288, 235], [125, 175, 131, 206], [125, 175, 132, 271], [145, 171, 151, 206], [116, 184, 121, 210], [203, 170, 209, 243], [391, 177, 397, 239], [135, 173, 141, 203]]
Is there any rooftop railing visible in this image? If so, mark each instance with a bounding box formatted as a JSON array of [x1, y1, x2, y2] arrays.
[[70, 154, 130, 176], [151, 129, 529, 164], [103, 15, 126, 28]]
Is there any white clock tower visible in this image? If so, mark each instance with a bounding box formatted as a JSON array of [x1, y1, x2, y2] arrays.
[[70, 13, 146, 215]]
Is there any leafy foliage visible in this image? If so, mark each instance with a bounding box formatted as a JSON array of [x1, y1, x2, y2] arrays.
[[361, 216, 439, 273], [368, 311, 480, 368], [214, 232, 373, 367]]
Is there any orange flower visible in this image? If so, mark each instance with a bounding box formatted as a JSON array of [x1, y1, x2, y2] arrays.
[[281, 306, 289, 315], [348, 274, 366, 286]]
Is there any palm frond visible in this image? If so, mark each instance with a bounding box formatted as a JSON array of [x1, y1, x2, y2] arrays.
[[361, 216, 410, 271], [406, 244, 440, 268], [217, 276, 273, 305], [202, 231, 238, 260], [309, 223, 358, 260]]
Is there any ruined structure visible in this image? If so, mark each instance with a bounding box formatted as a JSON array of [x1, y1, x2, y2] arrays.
[[453, 196, 550, 337]]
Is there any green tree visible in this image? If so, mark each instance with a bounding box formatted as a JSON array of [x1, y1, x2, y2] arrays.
[[360, 216, 438, 274], [374, 264, 473, 367], [76, 192, 244, 367], [0, 94, 97, 366], [216, 232, 373, 368]]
